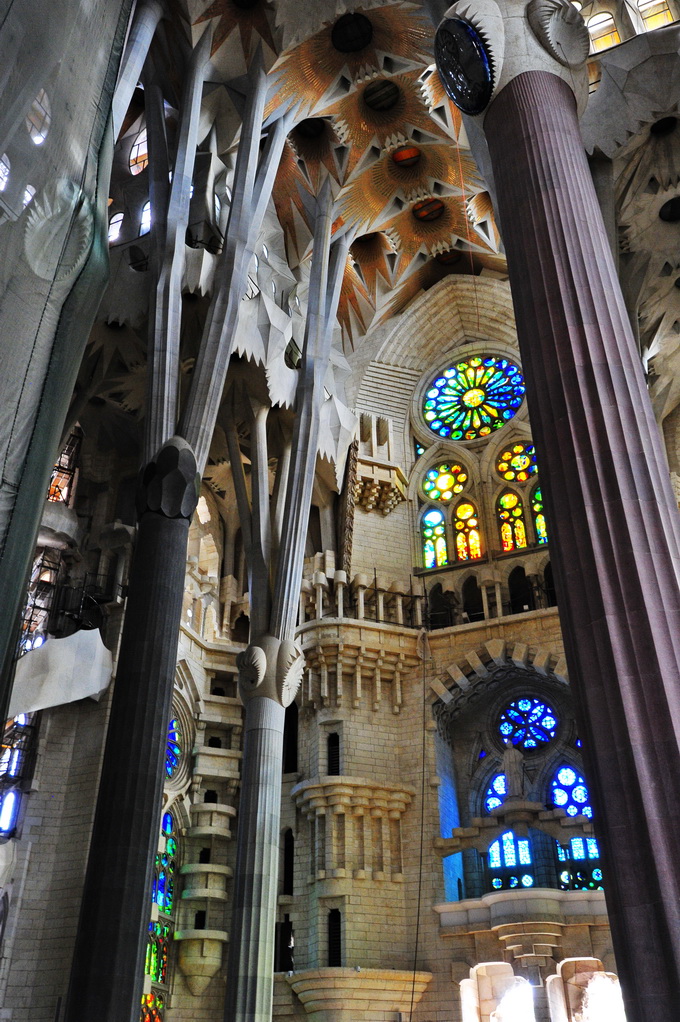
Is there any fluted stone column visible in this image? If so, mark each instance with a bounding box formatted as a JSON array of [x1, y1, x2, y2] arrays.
[[64, 438, 199, 1022]]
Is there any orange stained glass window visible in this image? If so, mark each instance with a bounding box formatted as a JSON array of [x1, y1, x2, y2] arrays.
[[496, 442, 537, 483], [587, 12, 620, 51], [130, 127, 149, 175], [423, 462, 468, 501], [454, 500, 482, 561], [497, 491, 528, 552], [638, 0, 674, 28]]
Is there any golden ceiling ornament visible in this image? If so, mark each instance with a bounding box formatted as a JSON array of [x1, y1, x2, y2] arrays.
[[383, 194, 490, 278], [349, 232, 395, 296], [338, 255, 374, 349], [379, 248, 508, 321], [466, 191, 501, 252], [265, 3, 433, 119], [419, 66, 465, 143], [194, 0, 277, 60], [339, 141, 480, 231], [272, 141, 314, 266], [288, 118, 345, 189]]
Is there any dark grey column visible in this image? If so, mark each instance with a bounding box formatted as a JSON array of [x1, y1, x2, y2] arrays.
[[64, 437, 198, 1022], [484, 70, 680, 1020]]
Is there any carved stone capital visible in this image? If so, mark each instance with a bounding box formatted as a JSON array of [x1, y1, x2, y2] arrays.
[[236, 633, 304, 707], [136, 437, 200, 520]]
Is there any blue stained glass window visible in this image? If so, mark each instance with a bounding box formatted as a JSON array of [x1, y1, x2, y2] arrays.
[[422, 507, 448, 568], [498, 698, 558, 749], [488, 830, 534, 891], [484, 773, 506, 812], [552, 765, 603, 890], [166, 718, 182, 779], [552, 765, 594, 818], [422, 356, 525, 442]]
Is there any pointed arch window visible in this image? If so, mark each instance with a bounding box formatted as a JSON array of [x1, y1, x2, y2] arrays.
[[587, 12, 620, 50], [422, 508, 448, 568], [552, 765, 603, 890], [453, 500, 482, 561], [531, 485, 548, 544], [497, 491, 527, 551], [487, 830, 534, 890], [484, 772, 507, 812], [165, 718, 182, 779]]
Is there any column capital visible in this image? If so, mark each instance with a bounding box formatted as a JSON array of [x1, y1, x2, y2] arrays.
[[237, 634, 304, 706], [136, 436, 200, 520], [434, 0, 589, 120]]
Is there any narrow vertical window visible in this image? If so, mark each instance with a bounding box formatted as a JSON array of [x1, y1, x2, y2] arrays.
[[283, 701, 298, 773], [487, 830, 534, 890], [130, 127, 149, 175], [453, 500, 481, 561], [140, 200, 151, 235], [26, 89, 51, 144], [497, 491, 527, 552], [327, 732, 340, 775], [531, 485, 548, 544], [587, 12, 620, 50], [108, 211, 124, 244], [283, 829, 294, 895], [327, 909, 342, 966], [0, 154, 10, 191], [422, 508, 448, 568]]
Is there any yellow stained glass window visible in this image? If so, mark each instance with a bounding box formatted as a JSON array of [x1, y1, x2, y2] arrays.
[[497, 491, 528, 552], [453, 500, 482, 561]]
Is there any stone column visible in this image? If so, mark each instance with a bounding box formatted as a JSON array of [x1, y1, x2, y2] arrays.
[[111, 0, 164, 140], [435, 1, 680, 1012], [64, 438, 198, 1022]]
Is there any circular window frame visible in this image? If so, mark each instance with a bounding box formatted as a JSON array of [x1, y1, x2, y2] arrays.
[[410, 344, 528, 451]]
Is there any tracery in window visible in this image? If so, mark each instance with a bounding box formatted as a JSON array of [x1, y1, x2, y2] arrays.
[[498, 698, 558, 749], [423, 462, 467, 501], [422, 507, 448, 568], [152, 812, 176, 915], [453, 500, 481, 561], [145, 921, 170, 984], [497, 490, 527, 551], [531, 485, 548, 544], [487, 830, 534, 890], [422, 355, 525, 441], [552, 766, 603, 890], [26, 89, 51, 144], [141, 993, 165, 1022], [496, 442, 537, 482], [108, 211, 124, 243], [484, 772, 506, 812], [0, 154, 10, 192], [140, 200, 151, 235], [165, 718, 182, 779], [638, 0, 673, 29], [587, 12, 620, 50], [130, 127, 149, 175]]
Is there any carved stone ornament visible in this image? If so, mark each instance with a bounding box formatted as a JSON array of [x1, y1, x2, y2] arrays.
[[526, 0, 590, 69], [277, 638, 304, 708], [236, 645, 267, 692], [136, 436, 200, 519], [24, 178, 92, 282], [236, 635, 304, 706]]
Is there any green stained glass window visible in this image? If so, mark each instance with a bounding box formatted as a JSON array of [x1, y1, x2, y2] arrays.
[[496, 442, 537, 482], [422, 508, 448, 569], [532, 484, 548, 544], [141, 992, 165, 1022], [422, 356, 525, 442], [166, 718, 182, 778], [145, 921, 170, 984], [497, 490, 527, 552], [423, 462, 468, 501], [152, 812, 176, 915]]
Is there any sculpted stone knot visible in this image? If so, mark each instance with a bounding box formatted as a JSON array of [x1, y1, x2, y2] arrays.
[[136, 437, 200, 520]]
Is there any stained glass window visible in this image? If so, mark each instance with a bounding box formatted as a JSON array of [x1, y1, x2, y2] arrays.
[[552, 766, 603, 890], [166, 718, 182, 778], [488, 830, 534, 890], [145, 921, 170, 984], [496, 442, 537, 483], [422, 356, 525, 441], [130, 127, 149, 175], [498, 698, 557, 749], [423, 462, 467, 501], [497, 491, 527, 552], [26, 90, 51, 144], [453, 500, 482, 561], [152, 812, 176, 915], [140, 200, 151, 235], [415, 441, 425, 458], [141, 992, 165, 1022], [531, 485, 548, 544], [484, 772, 506, 812], [422, 508, 448, 569]]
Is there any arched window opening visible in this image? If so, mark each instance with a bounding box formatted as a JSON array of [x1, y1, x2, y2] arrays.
[[283, 829, 295, 895], [283, 701, 298, 773], [508, 566, 534, 614], [26, 89, 51, 144], [487, 830, 534, 890], [422, 507, 448, 568], [232, 612, 250, 643], [485, 772, 507, 812], [453, 500, 482, 561], [204, 789, 218, 803], [551, 765, 603, 890], [531, 485, 548, 544], [497, 491, 527, 552], [496, 442, 537, 482], [638, 0, 673, 29], [275, 914, 295, 972], [108, 211, 124, 243], [0, 154, 10, 192], [428, 582, 457, 629], [423, 461, 468, 501], [587, 12, 620, 51], [140, 200, 151, 235], [461, 575, 484, 622], [327, 732, 340, 775], [327, 909, 342, 966], [130, 127, 149, 175], [165, 718, 182, 779]]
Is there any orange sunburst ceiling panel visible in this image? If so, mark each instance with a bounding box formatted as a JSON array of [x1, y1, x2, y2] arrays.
[[384, 195, 494, 278], [338, 256, 374, 348], [194, 0, 277, 60], [350, 232, 394, 297]]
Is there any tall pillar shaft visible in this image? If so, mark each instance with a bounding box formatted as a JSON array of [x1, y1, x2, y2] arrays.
[[484, 70, 680, 1020], [64, 438, 198, 1022], [225, 696, 285, 1022]]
